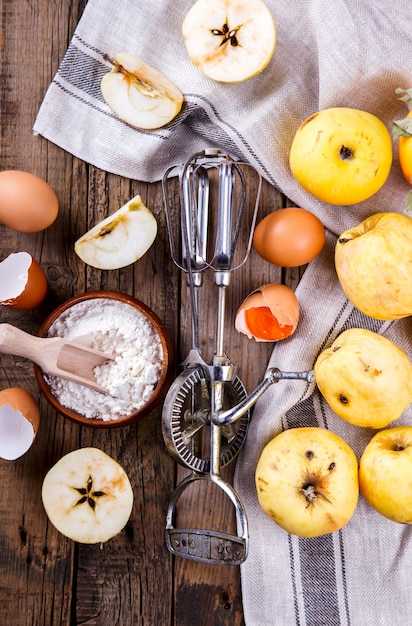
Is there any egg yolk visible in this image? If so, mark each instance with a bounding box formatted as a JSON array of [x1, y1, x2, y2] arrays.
[[244, 307, 293, 341]]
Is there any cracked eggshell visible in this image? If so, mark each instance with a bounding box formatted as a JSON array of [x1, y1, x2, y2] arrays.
[[235, 283, 299, 342], [0, 252, 48, 310], [0, 388, 40, 460]]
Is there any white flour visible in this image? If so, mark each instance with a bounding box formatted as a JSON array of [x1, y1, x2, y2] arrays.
[[44, 298, 163, 421]]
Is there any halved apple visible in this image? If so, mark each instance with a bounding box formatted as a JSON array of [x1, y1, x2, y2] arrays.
[[182, 0, 276, 83], [42, 447, 134, 544], [101, 52, 184, 129], [74, 194, 157, 270]]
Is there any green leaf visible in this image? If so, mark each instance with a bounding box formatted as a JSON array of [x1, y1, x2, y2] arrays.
[[395, 87, 412, 108], [406, 191, 412, 213], [392, 118, 412, 139]]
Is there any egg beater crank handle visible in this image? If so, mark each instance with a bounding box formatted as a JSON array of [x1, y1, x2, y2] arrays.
[[213, 367, 315, 427]]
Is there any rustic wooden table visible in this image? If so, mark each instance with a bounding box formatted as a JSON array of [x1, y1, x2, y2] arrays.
[[0, 2, 302, 624]]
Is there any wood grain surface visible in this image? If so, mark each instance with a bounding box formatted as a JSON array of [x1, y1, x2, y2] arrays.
[[0, 2, 301, 624]]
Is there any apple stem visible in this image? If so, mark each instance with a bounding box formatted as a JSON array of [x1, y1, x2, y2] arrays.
[[301, 484, 332, 507], [339, 145, 354, 161], [102, 52, 115, 66]]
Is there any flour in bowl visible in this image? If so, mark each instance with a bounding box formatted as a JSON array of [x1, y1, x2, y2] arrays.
[[44, 298, 164, 421]]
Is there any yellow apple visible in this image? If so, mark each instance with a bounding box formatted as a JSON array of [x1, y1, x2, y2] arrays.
[[101, 52, 183, 130], [335, 212, 412, 320], [42, 447, 134, 544], [359, 426, 412, 523], [182, 0, 276, 83], [289, 107, 392, 205], [255, 427, 359, 537], [314, 328, 412, 428]]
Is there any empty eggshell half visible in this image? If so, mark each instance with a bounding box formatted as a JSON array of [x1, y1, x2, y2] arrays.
[[235, 283, 299, 342], [0, 388, 40, 460], [0, 251, 48, 309]]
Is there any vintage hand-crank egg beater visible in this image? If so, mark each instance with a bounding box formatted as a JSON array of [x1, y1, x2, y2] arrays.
[[162, 149, 313, 565]]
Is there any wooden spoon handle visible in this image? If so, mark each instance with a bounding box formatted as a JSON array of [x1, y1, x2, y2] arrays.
[[0, 323, 53, 367]]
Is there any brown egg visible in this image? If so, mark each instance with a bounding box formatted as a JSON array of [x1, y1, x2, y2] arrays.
[[235, 283, 299, 342], [0, 251, 48, 309], [0, 387, 40, 460], [0, 170, 58, 232], [253, 207, 325, 267]]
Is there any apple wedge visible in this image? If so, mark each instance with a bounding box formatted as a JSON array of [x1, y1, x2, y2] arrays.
[[101, 52, 183, 129], [42, 447, 134, 544], [182, 0, 276, 83], [74, 194, 157, 270]]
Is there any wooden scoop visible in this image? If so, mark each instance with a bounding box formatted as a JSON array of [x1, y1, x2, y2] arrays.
[[0, 323, 115, 394]]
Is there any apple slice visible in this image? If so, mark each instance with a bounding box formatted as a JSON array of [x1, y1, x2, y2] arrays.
[[42, 447, 134, 544], [74, 194, 157, 270], [182, 0, 276, 83], [101, 52, 184, 129]]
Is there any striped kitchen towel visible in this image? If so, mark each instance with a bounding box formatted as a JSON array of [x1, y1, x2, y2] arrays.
[[33, 0, 412, 624]]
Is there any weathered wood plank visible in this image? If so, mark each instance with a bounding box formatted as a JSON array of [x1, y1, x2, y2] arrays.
[[0, 2, 87, 625], [0, 3, 290, 625]]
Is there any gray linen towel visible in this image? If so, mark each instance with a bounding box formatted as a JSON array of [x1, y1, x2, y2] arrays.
[[33, 0, 412, 624]]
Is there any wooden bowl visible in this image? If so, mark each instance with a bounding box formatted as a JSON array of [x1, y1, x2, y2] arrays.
[[34, 290, 174, 428]]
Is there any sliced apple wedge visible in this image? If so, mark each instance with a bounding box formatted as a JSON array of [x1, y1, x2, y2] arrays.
[[74, 194, 157, 270], [42, 447, 134, 544], [182, 0, 276, 83], [101, 52, 184, 129]]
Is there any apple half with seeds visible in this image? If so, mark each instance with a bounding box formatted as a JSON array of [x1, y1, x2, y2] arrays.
[[182, 0, 276, 83], [42, 447, 134, 544], [74, 194, 157, 270], [101, 52, 183, 129]]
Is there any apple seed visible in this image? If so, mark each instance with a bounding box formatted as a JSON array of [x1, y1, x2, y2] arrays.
[[74, 475, 106, 510], [211, 22, 240, 47]]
